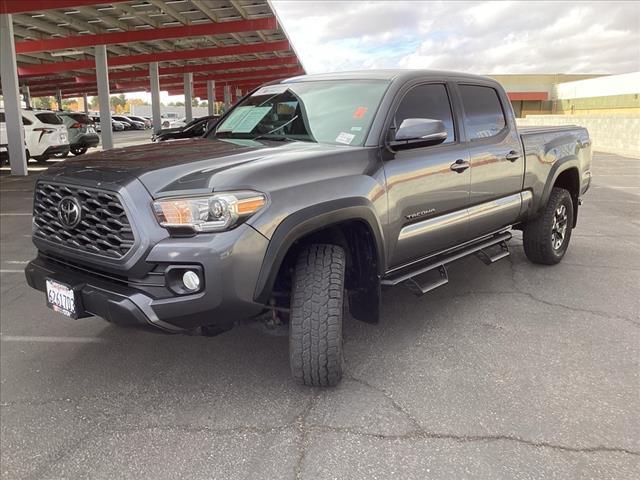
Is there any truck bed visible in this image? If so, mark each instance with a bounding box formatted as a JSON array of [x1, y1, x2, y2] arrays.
[[519, 124, 592, 212]]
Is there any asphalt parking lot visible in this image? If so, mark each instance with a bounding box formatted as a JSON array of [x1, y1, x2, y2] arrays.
[[0, 152, 638, 479]]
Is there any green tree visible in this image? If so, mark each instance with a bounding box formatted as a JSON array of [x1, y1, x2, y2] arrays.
[[109, 94, 126, 110], [61, 99, 77, 110], [32, 96, 53, 110]]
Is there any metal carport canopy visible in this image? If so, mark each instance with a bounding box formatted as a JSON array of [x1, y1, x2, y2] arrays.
[[0, 0, 305, 175]]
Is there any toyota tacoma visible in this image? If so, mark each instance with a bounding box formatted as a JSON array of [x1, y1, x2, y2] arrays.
[[26, 70, 592, 386]]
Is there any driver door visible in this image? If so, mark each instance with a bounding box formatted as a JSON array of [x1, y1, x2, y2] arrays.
[[384, 82, 471, 267]]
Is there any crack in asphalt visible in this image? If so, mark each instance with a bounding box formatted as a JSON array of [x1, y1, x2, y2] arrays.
[[294, 390, 318, 480], [344, 372, 423, 431], [304, 424, 640, 456], [335, 373, 640, 457], [29, 372, 172, 480], [506, 256, 640, 328]]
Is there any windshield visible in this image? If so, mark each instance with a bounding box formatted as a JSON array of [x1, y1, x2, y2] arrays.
[[209, 80, 389, 146]]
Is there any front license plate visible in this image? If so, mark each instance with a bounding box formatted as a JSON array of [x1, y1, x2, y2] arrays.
[[46, 279, 78, 318]]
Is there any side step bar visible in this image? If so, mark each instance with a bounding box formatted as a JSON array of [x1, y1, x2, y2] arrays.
[[382, 231, 512, 295]]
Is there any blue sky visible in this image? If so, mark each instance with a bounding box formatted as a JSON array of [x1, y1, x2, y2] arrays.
[[272, 1, 640, 74]]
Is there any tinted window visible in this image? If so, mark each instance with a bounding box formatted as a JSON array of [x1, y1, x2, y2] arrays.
[[394, 83, 455, 144], [459, 85, 506, 139], [68, 114, 93, 124], [35, 112, 63, 125], [22, 116, 32, 125], [0, 112, 4, 122]]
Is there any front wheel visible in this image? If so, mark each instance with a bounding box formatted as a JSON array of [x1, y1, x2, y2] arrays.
[[522, 187, 574, 265], [289, 244, 346, 387]]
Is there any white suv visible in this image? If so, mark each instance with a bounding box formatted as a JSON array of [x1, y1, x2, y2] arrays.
[[20, 109, 69, 163]]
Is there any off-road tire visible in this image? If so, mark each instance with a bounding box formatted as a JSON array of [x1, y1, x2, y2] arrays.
[[523, 187, 574, 265], [289, 244, 345, 387]]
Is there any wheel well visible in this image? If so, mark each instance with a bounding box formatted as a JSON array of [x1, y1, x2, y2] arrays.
[[554, 167, 580, 227], [272, 219, 381, 323]]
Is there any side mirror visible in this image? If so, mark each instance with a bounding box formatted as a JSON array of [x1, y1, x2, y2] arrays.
[[389, 118, 447, 151]]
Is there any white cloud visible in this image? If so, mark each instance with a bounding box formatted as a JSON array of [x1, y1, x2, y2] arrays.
[[273, 0, 640, 74]]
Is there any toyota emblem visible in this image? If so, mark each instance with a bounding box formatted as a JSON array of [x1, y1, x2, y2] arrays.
[[58, 196, 82, 228]]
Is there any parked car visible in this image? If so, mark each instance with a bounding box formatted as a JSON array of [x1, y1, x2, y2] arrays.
[[25, 70, 592, 386], [14, 109, 69, 162], [88, 115, 101, 133], [91, 115, 125, 132], [152, 115, 220, 142], [57, 112, 100, 156], [0, 111, 31, 165], [162, 117, 186, 129], [112, 115, 145, 130], [127, 115, 152, 129], [0, 113, 7, 165]]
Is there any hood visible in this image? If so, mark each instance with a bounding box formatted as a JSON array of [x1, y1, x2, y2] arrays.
[[43, 137, 369, 198]]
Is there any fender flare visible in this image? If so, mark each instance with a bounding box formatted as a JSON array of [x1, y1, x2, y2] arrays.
[[253, 197, 386, 304], [537, 157, 580, 214]]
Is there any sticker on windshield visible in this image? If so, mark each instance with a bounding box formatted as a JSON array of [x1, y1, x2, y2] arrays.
[[252, 84, 289, 97], [335, 132, 356, 145], [350, 126, 363, 132], [353, 106, 368, 119]]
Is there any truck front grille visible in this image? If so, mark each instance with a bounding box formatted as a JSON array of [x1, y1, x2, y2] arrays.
[[33, 182, 135, 259]]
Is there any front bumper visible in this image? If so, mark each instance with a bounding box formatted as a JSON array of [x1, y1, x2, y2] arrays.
[[26, 223, 270, 333]]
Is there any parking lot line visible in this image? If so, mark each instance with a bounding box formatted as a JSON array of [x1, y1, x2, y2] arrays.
[[0, 335, 107, 344], [0, 213, 32, 216], [0, 270, 25, 273]]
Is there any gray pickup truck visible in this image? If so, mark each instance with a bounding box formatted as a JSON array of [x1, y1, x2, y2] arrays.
[[26, 70, 592, 386]]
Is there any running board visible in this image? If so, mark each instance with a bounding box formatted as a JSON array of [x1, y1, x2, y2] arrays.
[[382, 231, 512, 295], [475, 240, 510, 265]]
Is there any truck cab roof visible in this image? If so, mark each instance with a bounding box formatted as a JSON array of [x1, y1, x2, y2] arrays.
[[275, 69, 493, 84]]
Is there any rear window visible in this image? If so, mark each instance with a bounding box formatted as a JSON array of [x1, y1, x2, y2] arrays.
[[68, 114, 93, 124], [35, 113, 63, 125]]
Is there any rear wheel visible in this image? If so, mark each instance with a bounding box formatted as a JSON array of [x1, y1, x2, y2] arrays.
[[70, 146, 88, 156], [289, 244, 345, 387], [522, 187, 574, 265]]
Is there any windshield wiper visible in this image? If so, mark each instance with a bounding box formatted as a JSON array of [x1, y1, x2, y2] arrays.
[[255, 135, 297, 142], [252, 115, 300, 142]]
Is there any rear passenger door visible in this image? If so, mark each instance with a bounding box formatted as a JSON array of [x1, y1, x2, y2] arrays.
[[457, 83, 525, 237], [384, 82, 471, 267]]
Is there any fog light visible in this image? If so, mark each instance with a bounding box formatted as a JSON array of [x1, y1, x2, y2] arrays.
[[182, 270, 200, 291]]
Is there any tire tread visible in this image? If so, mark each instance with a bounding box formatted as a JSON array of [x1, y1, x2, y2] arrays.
[[290, 244, 345, 387]]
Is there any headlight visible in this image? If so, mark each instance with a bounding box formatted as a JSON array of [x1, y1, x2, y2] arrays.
[[153, 191, 266, 233]]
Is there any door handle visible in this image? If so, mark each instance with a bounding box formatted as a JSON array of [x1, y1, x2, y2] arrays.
[[505, 150, 520, 162], [450, 159, 470, 173]]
